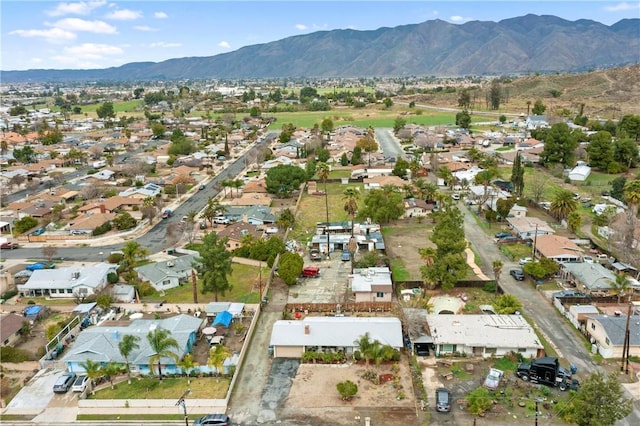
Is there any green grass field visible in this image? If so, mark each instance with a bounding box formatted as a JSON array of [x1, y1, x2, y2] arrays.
[[140, 263, 266, 304], [89, 376, 229, 399]]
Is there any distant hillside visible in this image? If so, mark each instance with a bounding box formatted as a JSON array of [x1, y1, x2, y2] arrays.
[[2, 14, 639, 83]]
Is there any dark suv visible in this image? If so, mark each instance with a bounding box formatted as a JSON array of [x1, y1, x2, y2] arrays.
[[435, 387, 451, 412], [510, 269, 525, 281], [53, 372, 77, 393]]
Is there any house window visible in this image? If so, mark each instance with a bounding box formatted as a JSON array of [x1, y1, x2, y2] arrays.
[[66, 289, 73, 294], [591, 323, 596, 330], [485, 348, 497, 354], [518, 348, 527, 353], [605, 337, 610, 346], [376, 292, 384, 298], [162, 279, 171, 286], [441, 344, 456, 353], [50, 289, 57, 294]]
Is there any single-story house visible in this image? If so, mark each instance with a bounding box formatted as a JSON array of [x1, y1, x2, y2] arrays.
[[585, 314, 640, 358], [363, 175, 405, 190], [62, 314, 209, 375], [134, 254, 197, 292], [350, 267, 393, 303], [1, 313, 25, 346], [507, 217, 554, 239], [403, 198, 434, 218], [18, 263, 117, 299], [426, 314, 544, 359], [534, 235, 583, 263], [216, 223, 263, 251], [567, 304, 600, 331], [111, 284, 136, 303], [560, 263, 616, 294], [509, 205, 528, 218], [269, 316, 403, 358], [568, 162, 591, 181]]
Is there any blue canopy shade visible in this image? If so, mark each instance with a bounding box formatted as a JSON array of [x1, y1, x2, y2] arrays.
[[212, 310, 232, 327]]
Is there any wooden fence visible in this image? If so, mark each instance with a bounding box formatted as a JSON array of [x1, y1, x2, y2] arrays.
[[285, 302, 393, 314]]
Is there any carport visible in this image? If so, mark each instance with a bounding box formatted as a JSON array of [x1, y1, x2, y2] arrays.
[[411, 335, 433, 356]]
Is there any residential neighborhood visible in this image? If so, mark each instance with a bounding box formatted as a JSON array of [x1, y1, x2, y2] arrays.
[[1, 64, 640, 426]]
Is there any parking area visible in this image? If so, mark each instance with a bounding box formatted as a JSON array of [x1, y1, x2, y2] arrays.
[[287, 255, 352, 304]]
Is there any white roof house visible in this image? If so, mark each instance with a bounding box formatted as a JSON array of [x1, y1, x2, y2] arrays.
[[426, 314, 543, 359], [18, 263, 117, 299], [350, 267, 393, 303], [568, 162, 591, 181], [269, 316, 403, 358], [507, 216, 554, 239]]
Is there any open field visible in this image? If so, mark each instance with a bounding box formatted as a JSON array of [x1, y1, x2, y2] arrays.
[[139, 262, 267, 304]]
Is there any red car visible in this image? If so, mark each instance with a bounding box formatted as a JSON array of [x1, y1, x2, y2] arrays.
[[301, 266, 320, 278], [0, 242, 19, 249]]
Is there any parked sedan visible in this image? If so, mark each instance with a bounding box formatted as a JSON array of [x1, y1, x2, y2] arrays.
[[494, 231, 512, 239], [510, 269, 525, 281], [484, 368, 504, 391], [0, 242, 19, 249], [519, 257, 533, 265], [435, 388, 451, 412], [71, 375, 89, 392]]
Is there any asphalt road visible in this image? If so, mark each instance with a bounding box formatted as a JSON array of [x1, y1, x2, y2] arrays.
[[1, 132, 278, 261], [460, 204, 640, 425], [374, 127, 405, 161]]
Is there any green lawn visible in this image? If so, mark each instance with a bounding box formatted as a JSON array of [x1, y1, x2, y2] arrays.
[[141, 263, 267, 304], [290, 182, 362, 243], [389, 258, 410, 281], [89, 376, 229, 399]]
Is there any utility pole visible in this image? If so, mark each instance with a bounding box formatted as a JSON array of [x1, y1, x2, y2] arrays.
[[191, 270, 198, 304], [620, 302, 632, 373], [175, 388, 191, 426], [532, 224, 539, 259]]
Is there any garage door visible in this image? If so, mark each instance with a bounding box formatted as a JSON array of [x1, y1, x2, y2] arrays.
[[274, 346, 303, 358]]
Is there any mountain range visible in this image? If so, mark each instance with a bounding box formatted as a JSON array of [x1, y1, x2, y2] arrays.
[[2, 14, 639, 83]]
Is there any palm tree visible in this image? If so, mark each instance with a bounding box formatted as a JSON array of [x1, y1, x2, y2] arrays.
[[146, 327, 179, 381], [611, 274, 631, 303], [367, 341, 386, 371], [343, 187, 359, 237], [100, 362, 124, 389], [492, 260, 503, 282], [231, 179, 243, 197], [118, 334, 140, 383], [550, 189, 579, 220], [221, 179, 232, 198], [623, 179, 640, 219], [121, 240, 149, 273], [177, 353, 197, 384], [202, 197, 226, 227], [80, 359, 103, 394], [208, 344, 232, 381], [354, 333, 374, 366], [317, 162, 331, 258]]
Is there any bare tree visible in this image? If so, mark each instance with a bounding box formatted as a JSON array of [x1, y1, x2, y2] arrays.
[[528, 173, 548, 204], [42, 245, 58, 261]]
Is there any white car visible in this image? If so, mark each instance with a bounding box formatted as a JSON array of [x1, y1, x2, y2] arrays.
[[519, 257, 533, 265], [71, 374, 89, 392], [484, 368, 504, 390], [452, 193, 461, 200]]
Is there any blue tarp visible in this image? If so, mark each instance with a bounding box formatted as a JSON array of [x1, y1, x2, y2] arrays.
[[212, 310, 232, 327], [24, 305, 43, 317]]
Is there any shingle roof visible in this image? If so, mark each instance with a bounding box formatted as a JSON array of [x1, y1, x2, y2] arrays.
[[61, 314, 203, 365], [587, 315, 640, 346]]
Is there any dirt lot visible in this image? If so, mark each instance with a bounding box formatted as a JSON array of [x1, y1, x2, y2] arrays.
[[384, 220, 434, 281]]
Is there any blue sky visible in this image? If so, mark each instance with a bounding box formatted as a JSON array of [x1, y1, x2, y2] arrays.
[[2, 1, 638, 71]]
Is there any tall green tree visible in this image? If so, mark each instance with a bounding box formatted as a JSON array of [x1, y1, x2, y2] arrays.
[[489, 80, 501, 110], [196, 232, 233, 301], [586, 131, 614, 170], [317, 162, 331, 257], [539, 123, 580, 166], [617, 114, 640, 141], [343, 187, 360, 237], [208, 344, 231, 379], [421, 207, 467, 290], [393, 116, 406, 134], [357, 188, 404, 224], [613, 137, 640, 169], [510, 152, 525, 197], [457, 88, 471, 109], [118, 334, 140, 383], [563, 372, 632, 426], [265, 164, 308, 197], [146, 327, 179, 381], [96, 102, 115, 119], [278, 252, 304, 285], [455, 109, 471, 129], [550, 189, 579, 220], [80, 359, 103, 394], [467, 387, 493, 424], [531, 99, 546, 115]]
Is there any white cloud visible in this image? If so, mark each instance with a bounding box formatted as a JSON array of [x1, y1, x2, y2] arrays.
[[31, 58, 44, 64], [105, 9, 142, 20], [9, 27, 77, 43], [63, 43, 123, 59], [450, 15, 473, 23], [154, 11, 168, 19], [295, 24, 307, 30], [149, 42, 182, 48], [134, 25, 158, 32], [46, 0, 106, 17], [604, 2, 640, 12], [51, 18, 117, 34], [218, 41, 231, 49]]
